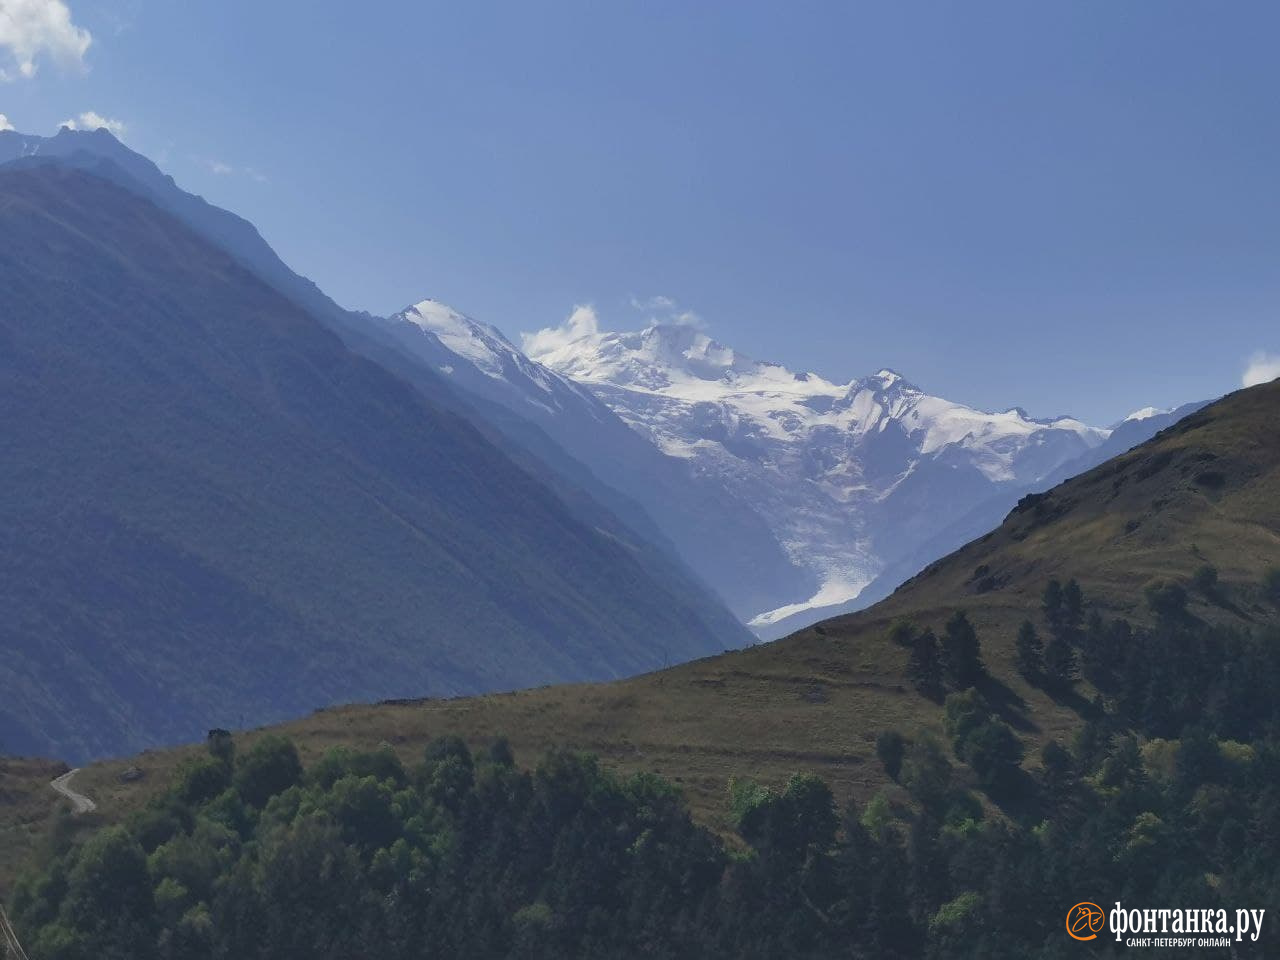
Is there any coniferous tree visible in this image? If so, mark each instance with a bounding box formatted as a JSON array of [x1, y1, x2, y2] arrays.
[[962, 719, 1024, 790], [906, 630, 943, 699], [1043, 635, 1077, 690], [1041, 579, 1064, 631], [1062, 579, 1085, 634], [875, 730, 906, 781], [1039, 741, 1074, 799], [941, 611, 983, 687], [1014, 620, 1042, 678], [1079, 610, 1107, 680]]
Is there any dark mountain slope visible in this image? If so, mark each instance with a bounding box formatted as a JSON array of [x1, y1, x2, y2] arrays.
[[0, 128, 352, 335], [57, 379, 1278, 831], [0, 165, 744, 762], [0, 129, 758, 632]]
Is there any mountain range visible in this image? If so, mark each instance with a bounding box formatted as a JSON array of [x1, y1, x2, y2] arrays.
[[0, 126, 1207, 760], [0, 160, 747, 761], [380, 293, 1203, 635]]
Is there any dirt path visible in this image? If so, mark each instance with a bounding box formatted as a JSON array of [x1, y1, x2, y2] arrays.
[[50, 768, 97, 814]]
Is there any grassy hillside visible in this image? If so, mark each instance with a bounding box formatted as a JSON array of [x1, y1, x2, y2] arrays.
[[0, 164, 750, 764], [13, 378, 1273, 878]]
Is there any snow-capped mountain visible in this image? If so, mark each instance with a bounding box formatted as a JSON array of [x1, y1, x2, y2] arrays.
[[377, 302, 811, 622], [523, 316, 1112, 631], [386, 301, 1114, 634]]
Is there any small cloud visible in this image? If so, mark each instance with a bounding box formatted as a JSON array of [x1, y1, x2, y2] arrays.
[[629, 293, 704, 330], [197, 157, 268, 182], [630, 294, 676, 311], [60, 110, 126, 138], [0, 0, 92, 80], [521, 304, 600, 359], [0, 112, 13, 131], [1242, 351, 1280, 388], [667, 310, 704, 329]]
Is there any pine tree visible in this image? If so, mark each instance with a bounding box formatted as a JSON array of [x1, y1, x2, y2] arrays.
[[1014, 620, 1042, 678], [906, 630, 943, 699], [1079, 610, 1107, 680], [1062, 579, 1085, 633], [1041, 580, 1064, 630], [1043, 635, 1077, 689], [941, 611, 983, 687]]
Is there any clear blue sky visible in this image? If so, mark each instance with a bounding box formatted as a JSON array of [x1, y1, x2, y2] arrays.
[[3, 1, 1277, 423]]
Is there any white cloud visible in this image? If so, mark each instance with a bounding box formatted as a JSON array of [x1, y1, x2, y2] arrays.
[[521, 304, 600, 359], [198, 157, 268, 183], [0, 112, 13, 131], [630, 294, 676, 311], [0, 0, 92, 80], [1242, 351, 1280, 388], [631, 293, 703, 330], [60, 110, 125, 138]]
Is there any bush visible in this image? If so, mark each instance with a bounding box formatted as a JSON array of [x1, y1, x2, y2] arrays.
[[234, 736, 303, 808], [173, 756, 231, 807], [886, 619, 918, 647], [961, 720, 1024, 789], [943, 689, 989, 758]]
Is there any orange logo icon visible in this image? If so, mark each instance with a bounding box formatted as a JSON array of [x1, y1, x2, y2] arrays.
[[1066, 902, 1105, 941]]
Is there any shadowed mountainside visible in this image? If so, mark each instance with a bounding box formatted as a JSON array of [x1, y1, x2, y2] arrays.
[[0, 164, 749, 763]]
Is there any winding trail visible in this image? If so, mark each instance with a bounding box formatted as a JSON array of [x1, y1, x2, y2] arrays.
[[50, 768, 97, 814]]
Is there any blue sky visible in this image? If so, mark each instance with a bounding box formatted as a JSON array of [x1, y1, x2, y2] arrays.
[[2, 0, 1277, 423]]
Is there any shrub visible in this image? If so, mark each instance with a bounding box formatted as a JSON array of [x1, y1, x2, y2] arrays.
[[961, 720, 1024, 789], [943, 689, 989, 758], [234, 736, 303, 808], [886, 618, 919, 646]]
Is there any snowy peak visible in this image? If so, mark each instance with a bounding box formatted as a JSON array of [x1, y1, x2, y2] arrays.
[[385, 299, 605, 418], [518, 311, 1114, 630], [398, 299, 518, 380], [527, 313, 1106, 459], [1122, 405, 1168, 425], [410, 302, 1121, 633]]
